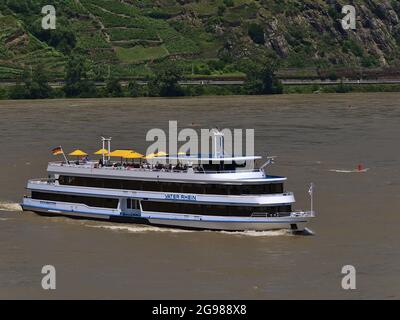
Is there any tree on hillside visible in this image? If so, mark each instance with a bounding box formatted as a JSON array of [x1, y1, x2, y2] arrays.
[[29, 65, 53, 99], [223, 0, 235, 7], [248, 23, 265, 45], [128, 80, 141, 97], [240, 58, 283, 95], [149, 62, 184, 97], [9, 83, 29, 100], [63, 55, 97, 98], [106, 78, 123, 97], [31, 20, 77, 55], [9, 69, 31, 99], [218, 5, 226, 16], [9, 66, 53, 99], [6, 0, 31, 13]]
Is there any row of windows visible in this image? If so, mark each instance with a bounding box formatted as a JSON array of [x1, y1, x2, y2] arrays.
[[58, 176, 284, 195], [141, 201, 292, 217], [32, 192, 119, 209], [31, 191, 291, 216]]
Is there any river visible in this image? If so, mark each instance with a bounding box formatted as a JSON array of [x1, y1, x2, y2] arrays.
[[0, 93, 399, 299]]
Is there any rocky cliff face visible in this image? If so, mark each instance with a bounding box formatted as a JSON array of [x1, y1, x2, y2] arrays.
[[205, 0, 400, 67]]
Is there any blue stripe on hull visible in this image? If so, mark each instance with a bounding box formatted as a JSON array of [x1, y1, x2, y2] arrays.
[[22, 204, 307, 224]]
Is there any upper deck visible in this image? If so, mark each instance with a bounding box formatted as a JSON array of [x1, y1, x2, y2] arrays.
[[47, 160, 286, 184]]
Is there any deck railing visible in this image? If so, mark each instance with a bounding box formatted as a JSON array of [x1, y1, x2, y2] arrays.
[[29, 178, 55, 184], [251, 211, 314, 218], [251, 212, 291, 218], [27, 179, 294, 198], [48, 161, 264, 174]]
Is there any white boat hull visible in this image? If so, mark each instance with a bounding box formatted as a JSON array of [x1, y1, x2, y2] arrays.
[[147, 217, 310, 231], [21, 198, 313, 232]]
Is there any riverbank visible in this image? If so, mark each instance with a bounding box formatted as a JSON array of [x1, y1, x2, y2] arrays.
[[284, 83, 400, 94], [2, 82, 400, 100], [1, 92, 400, 109]]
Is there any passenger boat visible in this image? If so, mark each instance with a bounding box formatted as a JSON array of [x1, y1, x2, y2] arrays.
[[21, 134, 315, 232]]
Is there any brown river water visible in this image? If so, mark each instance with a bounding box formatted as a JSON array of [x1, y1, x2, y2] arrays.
[[0, 93, 399, 299]]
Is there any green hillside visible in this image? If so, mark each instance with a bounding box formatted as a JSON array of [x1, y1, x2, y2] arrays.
[[1, 0, 400, 80]]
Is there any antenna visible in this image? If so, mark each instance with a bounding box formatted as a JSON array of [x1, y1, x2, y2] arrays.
[[211, 128, 224, 158], [309, 183, 315, 215], [259, 156, 276, 171], [101, 136, 112, 163]]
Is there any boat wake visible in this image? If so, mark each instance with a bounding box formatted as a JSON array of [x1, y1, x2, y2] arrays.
[[0, 201, 22, 212], [87, 223, 307, 237], [293, 227, 315, 236], [220, 227, 315, 236], [329, 168, 369, 173], [88, 224, 193, 233], [218, 229, 294, 237]]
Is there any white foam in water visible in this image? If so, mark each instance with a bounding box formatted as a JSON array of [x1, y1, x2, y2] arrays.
[[329, 168, 369, 173], [219, 229, 294, 237], [88, 224, 193, 233], [89, 224, 301, 237], [0, 201, 22, 212]]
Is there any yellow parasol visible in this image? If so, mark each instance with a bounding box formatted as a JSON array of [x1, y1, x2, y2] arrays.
[[145, 151, 168, 159], [94, 148, 108, 155], [69, 149, 88, 157], [108, 150, 136, 163], [68, 149, 88, 161], [108, 150, 135, 157], [123, 151, 144, 159]]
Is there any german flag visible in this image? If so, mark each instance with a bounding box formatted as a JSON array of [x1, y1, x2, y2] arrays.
[[51, 146, 63, 155]]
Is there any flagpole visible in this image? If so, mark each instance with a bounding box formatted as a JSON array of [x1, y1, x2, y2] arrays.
[[101, 137, 105, 164], [309, 182, 314, 214], [311, 186, 313, 214], [61, 146, 69, 164]]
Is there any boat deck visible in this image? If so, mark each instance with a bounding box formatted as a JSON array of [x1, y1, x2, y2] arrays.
[[46, 161, 287, 183], [48, 161, 261, 173]]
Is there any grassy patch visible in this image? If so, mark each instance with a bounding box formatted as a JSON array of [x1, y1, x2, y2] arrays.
[[108, 28, 160, 41], [82, 0, 140, 17], [0, 65, 23, 79], [115, 45, 169, 63]]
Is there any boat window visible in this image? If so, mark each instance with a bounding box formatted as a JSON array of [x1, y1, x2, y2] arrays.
[[58, 176, 284, 195], [229, 185, 240, 195], [141, 201, 291, 217], [184, 183, 205, 194], [161, 182, 181, 193], [31, 191, 118, 209], [123, 180, 140, 190], [271, 183, 283, 193]]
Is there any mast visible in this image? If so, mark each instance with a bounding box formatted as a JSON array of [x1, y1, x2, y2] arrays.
[[61, 146, 69, 164], [101, 137, 112, 163], [211, 129, 224, 158], [309, 182, 315, 214]]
